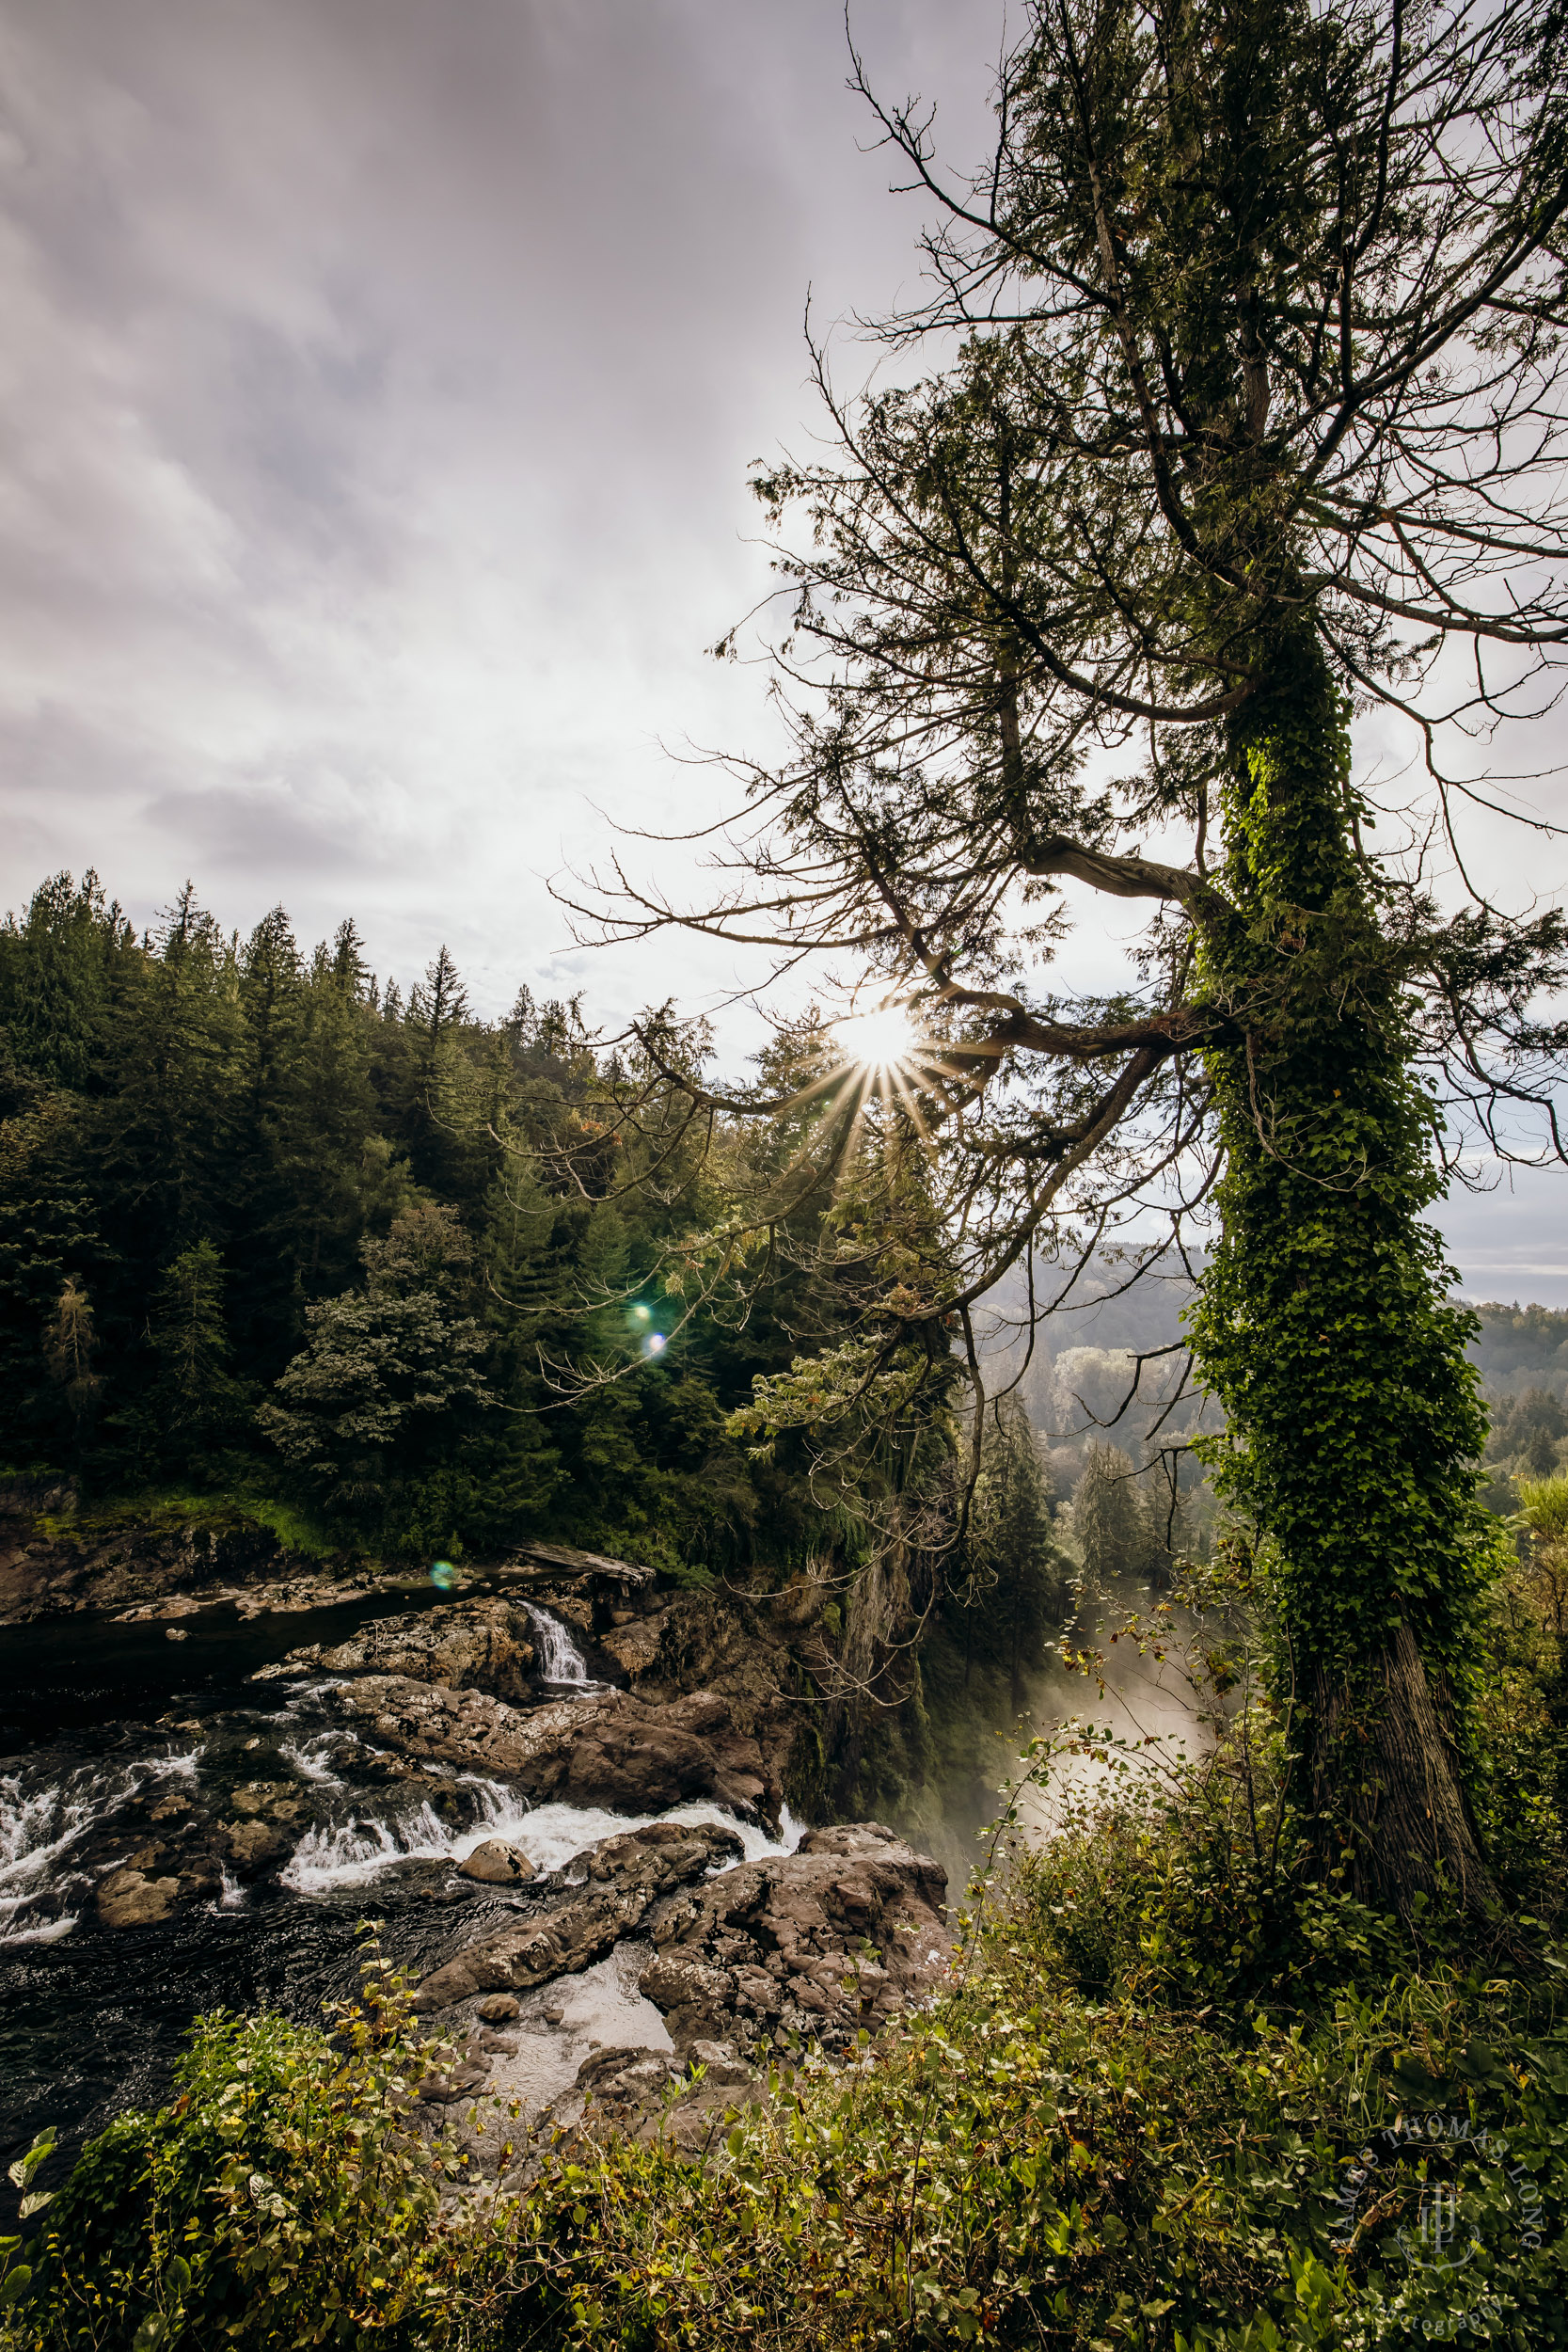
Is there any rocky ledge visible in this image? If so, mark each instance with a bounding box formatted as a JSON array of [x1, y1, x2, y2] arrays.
[[315, 1672, 781, 1824], [252, 1597, 541, 1703], [408, 1818, 952, 2173], [415, 1818, 949, 2058], [640, 1821, 950, 2060]]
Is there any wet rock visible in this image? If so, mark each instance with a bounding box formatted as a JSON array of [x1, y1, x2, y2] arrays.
[[229, 1781, 303, 1821], [412, 1821, 743, 2012], [325, 1677, 772, 1821], [457, 1839, 534, 1886], [253, 1599, 537, 1703], [533, 1590, 594, 1638], [639, 1822, 950, 2059], [476, 1994, 521, 2023], [97, 1867, 181, 1928], [224, 1819, 282, 1872]]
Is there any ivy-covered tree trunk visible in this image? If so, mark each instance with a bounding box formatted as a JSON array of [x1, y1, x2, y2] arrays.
[[1190, 624, 1497, 1912]]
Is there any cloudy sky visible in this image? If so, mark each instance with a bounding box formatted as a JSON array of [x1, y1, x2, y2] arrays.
[[0, 0, 1563, 1299]]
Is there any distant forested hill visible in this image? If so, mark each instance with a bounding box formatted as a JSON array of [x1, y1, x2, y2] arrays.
[[986, 1253, 1568, 1474], [1468, 1301, 1568, 1401]]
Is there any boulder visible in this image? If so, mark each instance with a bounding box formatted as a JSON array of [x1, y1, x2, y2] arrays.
[[639, 1822, 950, 2058], [457, 1839, 534, 1885], [476, 1994, 520, 2023], [412, 1820, 742, 2011]]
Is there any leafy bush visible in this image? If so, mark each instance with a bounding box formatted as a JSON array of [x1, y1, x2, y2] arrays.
[[3, 1941, 487, 2351]]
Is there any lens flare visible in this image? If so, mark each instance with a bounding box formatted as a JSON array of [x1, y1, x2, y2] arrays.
[[643, 1331, 667, 1356], [835, 1003, 916, 1070], [430, 1561, 459, 1590]]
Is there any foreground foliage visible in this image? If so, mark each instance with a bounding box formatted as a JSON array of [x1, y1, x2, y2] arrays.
[[2, 1951, 475, 2349], [10, 1608, 1568, 2351]]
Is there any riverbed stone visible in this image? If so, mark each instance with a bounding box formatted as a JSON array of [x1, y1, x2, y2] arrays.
[[97, 1867, 181, 1928], [457, 1839, 534, 1885], [229, 1780, 303, 1820], [475, 1994, 520, 2022], [224, 1819, 282, 1872]]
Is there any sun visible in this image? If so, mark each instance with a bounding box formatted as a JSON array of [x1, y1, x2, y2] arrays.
[[835, 1003, 917, 1071]]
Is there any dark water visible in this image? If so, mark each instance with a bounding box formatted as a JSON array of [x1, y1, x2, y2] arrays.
[[0, 1580, 453, 1749], [0, 1862, 504, 2206]]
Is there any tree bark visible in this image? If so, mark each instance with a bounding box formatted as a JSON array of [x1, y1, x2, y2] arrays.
[[1307, 1617, 1491, 1911]]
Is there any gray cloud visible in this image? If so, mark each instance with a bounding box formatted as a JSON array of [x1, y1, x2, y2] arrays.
[[0, 0, 1561, 1296], [0, 0, 996, 983]]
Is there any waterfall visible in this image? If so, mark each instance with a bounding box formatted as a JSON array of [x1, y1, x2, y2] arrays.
[[524, 1603, 593, 1686]]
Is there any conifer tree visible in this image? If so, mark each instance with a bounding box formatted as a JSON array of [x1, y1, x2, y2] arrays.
[[0, 870, 116, 1090], [601, 0, 1568, 1905]]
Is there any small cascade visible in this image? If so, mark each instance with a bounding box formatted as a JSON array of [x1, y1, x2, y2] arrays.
[[524, 1602, 593, 1686], [277, 1728, 347, 1786], [1, 1751, 197, 1947]]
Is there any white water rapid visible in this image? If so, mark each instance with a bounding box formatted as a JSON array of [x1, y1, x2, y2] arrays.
[[523, 1603, 593, 1686], [280, 1783, 803, 1895], [2, 1674, 803, 1929], [1, 1752, 199, 1947]]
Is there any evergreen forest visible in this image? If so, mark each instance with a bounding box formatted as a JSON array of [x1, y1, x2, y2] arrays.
[[0, 867, 876, 1569]]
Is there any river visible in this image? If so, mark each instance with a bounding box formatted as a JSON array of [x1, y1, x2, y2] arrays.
[[0, 1583, 793, 2214]]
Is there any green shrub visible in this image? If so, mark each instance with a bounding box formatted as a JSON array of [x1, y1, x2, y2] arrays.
[[4, 1940, 486, 2351]]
